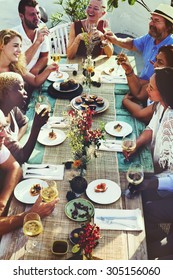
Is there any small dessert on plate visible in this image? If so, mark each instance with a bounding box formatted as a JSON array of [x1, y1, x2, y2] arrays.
[[60, 79, 77, 91], [94, 183, 107, 192], [89, 94, 97, 100], [114, 123, 122, 132], [48, 129, 57, 140], [81, 104, 89, 110], [96, 97, 104, 107], [30, 184, 42, 196], [84, 98, 95, 105]]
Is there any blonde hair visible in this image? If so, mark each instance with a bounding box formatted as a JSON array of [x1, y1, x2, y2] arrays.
[[89, 0, 107, 12], [0, 29, 26, 75], [0, 72, 23, 103]]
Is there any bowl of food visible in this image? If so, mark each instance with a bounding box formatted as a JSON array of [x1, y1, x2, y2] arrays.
[[51, 240, 69, 255], [69, 228, 85, 244]]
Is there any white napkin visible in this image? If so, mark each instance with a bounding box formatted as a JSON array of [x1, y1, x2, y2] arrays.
[[22, 163, 64, 180], [98, 140, 122, 152], [94, 208, 144, 231], [100, 75, 127, 84], [59, 64, 78, 72], [42, 116, 67, 129]]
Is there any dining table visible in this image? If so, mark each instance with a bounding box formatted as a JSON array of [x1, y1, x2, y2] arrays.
[[0, 55, 153, 260]]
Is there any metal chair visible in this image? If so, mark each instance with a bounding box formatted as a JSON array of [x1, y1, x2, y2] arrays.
[[48, 22, 71, 56]]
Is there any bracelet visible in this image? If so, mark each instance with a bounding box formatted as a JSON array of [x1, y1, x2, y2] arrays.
[[125, 69, 134, 77]]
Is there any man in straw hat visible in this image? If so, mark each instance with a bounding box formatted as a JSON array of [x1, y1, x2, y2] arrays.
[[105, 3, 173, 82]]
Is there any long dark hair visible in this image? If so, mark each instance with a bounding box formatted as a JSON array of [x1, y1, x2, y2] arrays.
[[155, 67, 173, 108]]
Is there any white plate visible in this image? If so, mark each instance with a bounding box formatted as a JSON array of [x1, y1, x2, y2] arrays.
[[105, 121, 132, 137], [47, 71, 69, 82], [14, 179, 48, 204], [37, 128, 66, 146], [52, 82, 79, 92], [104, 66, 125, 76], [86, 179, 121, 204]]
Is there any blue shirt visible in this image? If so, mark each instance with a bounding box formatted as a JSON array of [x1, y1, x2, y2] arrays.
[[133, 34, 173, 80], [158, 175, 173, 192]]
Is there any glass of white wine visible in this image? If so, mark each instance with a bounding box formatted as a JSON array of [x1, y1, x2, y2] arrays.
[[35, 95, 51, 115], [122, 133, 136, 161], [51, 52, 61, 75], [40, 186, 59, 203], [101, 19, 111, 47], [124, 163, 144, 199], [23, 212, 43, 237]]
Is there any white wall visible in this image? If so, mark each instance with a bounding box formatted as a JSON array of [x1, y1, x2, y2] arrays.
[[0, 0, 171, 36]]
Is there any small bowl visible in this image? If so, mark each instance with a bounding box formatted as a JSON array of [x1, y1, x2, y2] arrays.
[[51, 240, 69, 255], [69, 227, 85, 244]]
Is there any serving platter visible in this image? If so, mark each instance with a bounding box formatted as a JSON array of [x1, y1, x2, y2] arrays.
[[65, 198, 94, 222], [70, 96, 109, 114]]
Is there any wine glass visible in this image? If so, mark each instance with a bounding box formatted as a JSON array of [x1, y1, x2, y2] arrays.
[[124, 163, 144, 199], [40, 185, 59, 203], [35, 95, 51, 115], [101, 19, 111, 47], [51, 50, 61, 75], [23, 212, 43, 237], [122, 133, 136, 160]]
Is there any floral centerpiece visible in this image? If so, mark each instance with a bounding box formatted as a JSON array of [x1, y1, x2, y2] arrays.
[[81, 28, 98, 93], [67, 108, 105, 176], [78, 222, 101, 260]]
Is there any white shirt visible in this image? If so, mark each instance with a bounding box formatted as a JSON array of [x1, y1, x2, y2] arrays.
[[0, 145, 10, 164], [13, 23, 49, 71], [147, 103, 165, 163]]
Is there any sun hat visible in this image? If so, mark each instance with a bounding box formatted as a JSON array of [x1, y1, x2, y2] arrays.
[[151, 4, 173, 23]]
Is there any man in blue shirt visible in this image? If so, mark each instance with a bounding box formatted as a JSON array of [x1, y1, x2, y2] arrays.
[[105, 3, 173, 81]]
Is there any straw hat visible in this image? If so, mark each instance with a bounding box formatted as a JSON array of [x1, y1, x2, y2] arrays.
[[151, 4, 173, 23]]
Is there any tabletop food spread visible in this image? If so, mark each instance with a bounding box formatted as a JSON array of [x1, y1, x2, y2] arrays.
[[0, 56, 150, 261]]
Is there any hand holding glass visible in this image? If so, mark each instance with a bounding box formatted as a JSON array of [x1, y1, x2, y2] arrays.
[[102, 19, 111, 46], [122, 133, 136, 160], [35, 96, 51, 115], [124, 163, 144, 198]]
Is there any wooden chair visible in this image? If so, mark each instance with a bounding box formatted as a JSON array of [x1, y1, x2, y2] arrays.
[[48, 22, 71, 55]]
